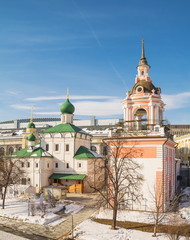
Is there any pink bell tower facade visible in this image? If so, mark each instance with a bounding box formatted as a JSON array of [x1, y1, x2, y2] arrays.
[[105, 41, 176, 211], [122, 40, 165, 131]]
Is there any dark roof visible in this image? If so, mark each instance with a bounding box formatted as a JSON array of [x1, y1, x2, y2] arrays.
[[129, 80, 160, 95]]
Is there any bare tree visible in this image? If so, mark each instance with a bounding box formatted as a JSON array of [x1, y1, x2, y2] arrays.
[[165, 215, 184, 240], [89, 140, 143, 230], [151, 186, 181, 237], [0, 157, 24, 209]]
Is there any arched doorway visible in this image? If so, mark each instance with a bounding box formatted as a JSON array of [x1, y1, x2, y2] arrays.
[[134, 108, 148, 130]]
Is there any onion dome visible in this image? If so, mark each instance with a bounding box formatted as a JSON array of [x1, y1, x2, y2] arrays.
[[27, 122, 35, 129], [27, 133, 36, 141], [60, 98, 75, 114]]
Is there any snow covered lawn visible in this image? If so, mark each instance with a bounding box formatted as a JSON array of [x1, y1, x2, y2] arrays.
[[74, 201, 190, 240], [0, 198, 83, 225], [74, 219, 175, 240]]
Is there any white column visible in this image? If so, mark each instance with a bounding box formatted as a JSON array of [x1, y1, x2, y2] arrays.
[[125, 107, 129, 122], [150, 105, 154, 124], [156, 106, 160, 124]]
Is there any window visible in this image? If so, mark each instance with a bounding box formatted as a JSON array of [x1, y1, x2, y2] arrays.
[[55, 163, 58, 168], [21, 178, 26, 185], [55, 144, 59, 151], [78, 163, 82, 168], [8, 147, 14, 155], [0, 147, 5, 156], [91, 146, 97, 152], [28, 178, 30, 183], [47, 163, 49, 168], [27, 162, 30, 168], [36, 163, 38, 168], [46, 144, 49, 151], [66, 144, 69, 151], [155, 127, 159, 132], [66, 163, 69, 168], [21, 162, 24, 168], [103, 146, 107, 156]]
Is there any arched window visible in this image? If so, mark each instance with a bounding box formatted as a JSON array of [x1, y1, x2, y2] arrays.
[[0, 147, 5, 155], [91, 145, 97, 152], [8, 146, 14, 155]]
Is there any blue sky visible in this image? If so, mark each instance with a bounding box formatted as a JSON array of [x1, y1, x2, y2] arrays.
[[0, 0, 190, 124]]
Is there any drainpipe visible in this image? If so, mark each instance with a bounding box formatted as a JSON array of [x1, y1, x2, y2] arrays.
[[174, 143, 178, 193], [162, 138, 168, 211]]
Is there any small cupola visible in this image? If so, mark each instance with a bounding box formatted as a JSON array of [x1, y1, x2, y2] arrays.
[[28, 133, 36, 142], [60, 92, 75, 124], [60, 98, 75, 115], [27, 133, 36, 149], [136, 40, 151, 83]]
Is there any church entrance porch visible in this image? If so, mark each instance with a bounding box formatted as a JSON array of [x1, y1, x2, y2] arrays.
[[49, 173, 86, 193]]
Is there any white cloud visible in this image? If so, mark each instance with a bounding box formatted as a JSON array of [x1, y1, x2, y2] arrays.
[[6, 91, 19, 95], [162, 92, 190, 110], [35, 99, 123, 117], [10, 104, 40, 110], [75, 99, 122, 116], [25, 95, 119, 101]]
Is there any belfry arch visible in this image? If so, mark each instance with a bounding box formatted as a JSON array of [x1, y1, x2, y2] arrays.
[[134, 108, 148, 130]]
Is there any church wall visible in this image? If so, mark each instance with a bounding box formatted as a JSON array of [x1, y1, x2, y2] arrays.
[[41, 132, 91, 175], [106, 136, 176, 211], [19, 157, 53, 193]]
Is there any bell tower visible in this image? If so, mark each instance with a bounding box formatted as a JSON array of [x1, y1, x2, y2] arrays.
[[122, 40, 165, 131]]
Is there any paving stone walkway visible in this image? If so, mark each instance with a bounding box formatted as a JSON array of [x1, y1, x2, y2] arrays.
[[0, 206, 97, 240]]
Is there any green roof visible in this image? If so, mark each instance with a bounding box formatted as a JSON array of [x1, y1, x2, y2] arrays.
[[28, 133, 36, 141], [49, 173, 86, 180], [42, 123, 88, 134], [12, 145, 52, 158], [60, 98, 75, 114], [74, 146, 102, 159], [27, 122, 35, 128]]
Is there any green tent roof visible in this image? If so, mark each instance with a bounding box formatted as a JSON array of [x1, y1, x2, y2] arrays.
[[12, 144, 52, 158], [49, 173, 86, 180], [74, 146, 102, 159], [41, 123, 88, 134]]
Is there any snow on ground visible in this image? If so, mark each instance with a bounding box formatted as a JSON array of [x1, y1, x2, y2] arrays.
[[66, 203, 84, 214], [74, 219, 182, 240], [0, 198, 83, 226], [75, 187, 190, 240], [178, 187, 190, 222], [95, 208, 153, 224], [0, 230, 28, 240]]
